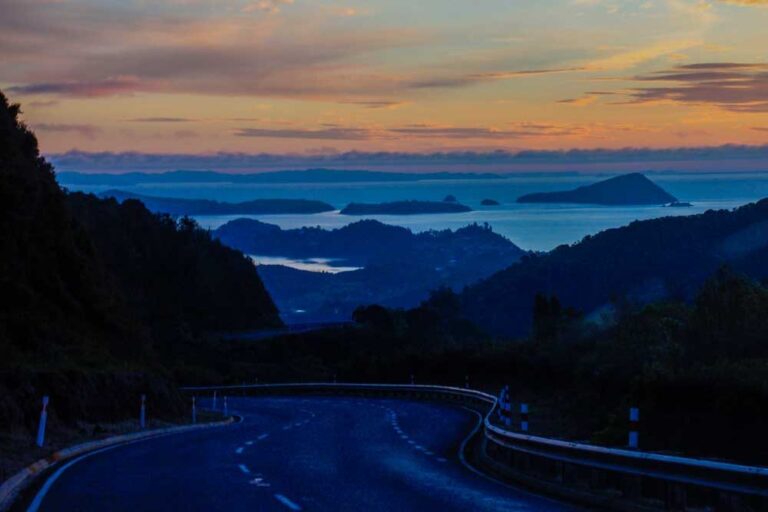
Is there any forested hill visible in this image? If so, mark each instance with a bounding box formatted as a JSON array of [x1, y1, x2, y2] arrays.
[[215, 219, 524, 266], [461, 199, 768, 337], [0, 92, 143, 370], [0, 91, 281, 439], [68, 193, 282, 335]]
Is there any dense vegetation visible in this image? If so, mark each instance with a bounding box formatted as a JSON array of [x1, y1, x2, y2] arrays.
[[101, 189, 335, 215], [192, 270, 768, 464], [517, 173, 678, 205], [68, 193, 282, 337], [216, 220, 524, 322], [462, 198, 768, 336], [0, 91, 281, 445]]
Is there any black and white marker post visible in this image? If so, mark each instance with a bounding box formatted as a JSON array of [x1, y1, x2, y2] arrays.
[[520, 403, 529, 433], [629, 407, 640, 449]]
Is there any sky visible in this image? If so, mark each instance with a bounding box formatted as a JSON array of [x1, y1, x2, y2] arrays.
[[2, 0, 768, 157]]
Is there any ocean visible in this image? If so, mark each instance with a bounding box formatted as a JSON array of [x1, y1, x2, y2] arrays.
[[64, 172, 768, 252]]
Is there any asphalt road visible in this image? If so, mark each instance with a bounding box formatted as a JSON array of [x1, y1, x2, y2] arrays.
[[27, 396, 574, 511]]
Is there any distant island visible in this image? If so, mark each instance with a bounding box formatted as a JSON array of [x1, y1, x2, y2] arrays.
[[516, 173, 678, 205], [481, 199, 500, 206], [340, 200, 472, 215], [100, 190, 335, 215], [58, 168, 503, 187], [214, 219, 524, 322]]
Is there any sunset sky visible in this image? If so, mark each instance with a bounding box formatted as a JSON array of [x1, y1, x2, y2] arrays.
[[2, 0, 768, 156]]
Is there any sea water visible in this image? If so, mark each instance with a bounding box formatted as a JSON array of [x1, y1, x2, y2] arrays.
[[65, 172, 768, 252]]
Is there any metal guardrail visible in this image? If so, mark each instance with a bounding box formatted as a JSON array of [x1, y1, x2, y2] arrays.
[[183, 383, 768, 509]]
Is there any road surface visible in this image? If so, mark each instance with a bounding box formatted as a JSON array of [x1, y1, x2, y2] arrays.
[[26, 396, 574, 511]]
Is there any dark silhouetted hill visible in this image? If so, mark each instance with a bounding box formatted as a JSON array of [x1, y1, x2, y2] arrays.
[[0, 91, 281, 446], [0, 91, 185, 441], [461, 199, 768, 337], [100, 189, 335, 216], [216, 220, 524, 322], [517, 173, 677, 205], [68, 193, 282, 336]]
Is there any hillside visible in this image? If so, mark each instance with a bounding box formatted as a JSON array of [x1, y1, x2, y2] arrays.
[[517, 173, 677, 205], [100, 189, 335, 215], [216, 220, 524, 322], [0, 90, 188, 452], [68, 193, 282, 336], [0, 90, 281, 451], [462, 199, 768, 336], [215, 219, 520, 267]]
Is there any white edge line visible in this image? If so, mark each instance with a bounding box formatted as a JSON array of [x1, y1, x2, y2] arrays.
[[26, 433, 178, 512]]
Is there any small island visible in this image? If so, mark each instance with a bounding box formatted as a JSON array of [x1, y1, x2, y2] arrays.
[[340, 200, 472, 216], [100, 190, 336, 215], [481, 199, 500, 206], [516, 173, 678, 206], [665, 201, 693, 208], [443, 194, 458, 203]]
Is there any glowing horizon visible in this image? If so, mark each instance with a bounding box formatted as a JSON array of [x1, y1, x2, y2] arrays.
[[2, 0, 768, 155]]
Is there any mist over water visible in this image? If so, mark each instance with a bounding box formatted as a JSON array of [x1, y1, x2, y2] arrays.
[[67, 172, 768, 252]]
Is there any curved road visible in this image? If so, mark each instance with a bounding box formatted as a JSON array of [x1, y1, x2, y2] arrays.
[[26, 397, 574, 511]]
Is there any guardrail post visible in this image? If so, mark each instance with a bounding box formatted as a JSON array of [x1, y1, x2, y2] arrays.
[[192, 396, 197, 424], [140, 394, 146, 429], [223, 396, 228, 417], [465, 375, 470, 389], [520, 403, 529, 432], [410, 374, 415, 385], [628, 407, 639, 449], [36, 396, 49, 448], [212, 390, 217, 411], [333, 374, 337, 384], [497, 386, 512, 427]]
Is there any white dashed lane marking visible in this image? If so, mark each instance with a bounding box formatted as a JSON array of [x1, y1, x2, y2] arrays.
[[238, 464, 250, 474], [235, 447, 244, 454], [274, 493, 302, 510], [386, 406, 447, 464], [258, 433, 269, 440]]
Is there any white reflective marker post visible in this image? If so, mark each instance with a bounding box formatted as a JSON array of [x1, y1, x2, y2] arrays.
[[36, 396, 49, 448], [140, 394, 146, 429], [192, 396, 197, 424], [212, 390, 217, 411]]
